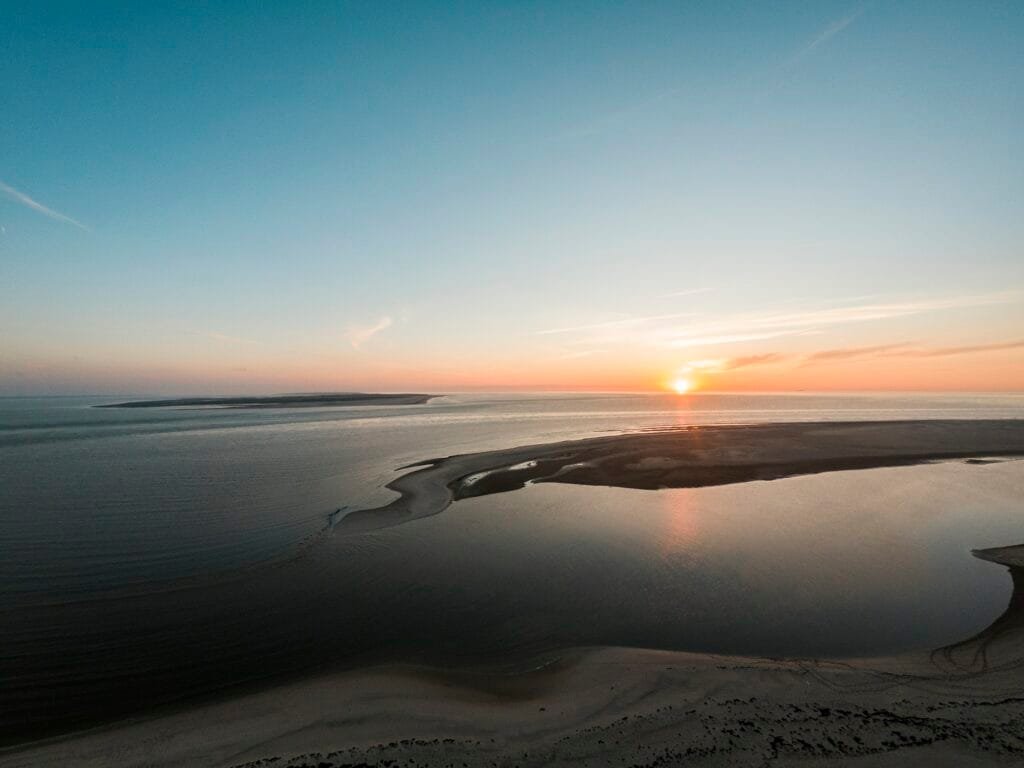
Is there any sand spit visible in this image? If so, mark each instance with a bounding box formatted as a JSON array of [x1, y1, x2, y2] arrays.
[[5, 544, 1024, 767], [341, 419, 1024, 532]]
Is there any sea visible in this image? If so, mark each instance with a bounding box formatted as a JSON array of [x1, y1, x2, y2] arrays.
[[2, 392, 1024, 744]]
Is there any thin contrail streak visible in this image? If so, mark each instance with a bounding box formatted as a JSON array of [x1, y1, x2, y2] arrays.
[[0, 178, 90, 231]]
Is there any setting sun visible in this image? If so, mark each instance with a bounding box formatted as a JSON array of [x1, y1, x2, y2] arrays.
[[672, 377, 693, 395]]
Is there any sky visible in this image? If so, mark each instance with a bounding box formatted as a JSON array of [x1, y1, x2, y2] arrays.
[[2, 0, 1023, 395]]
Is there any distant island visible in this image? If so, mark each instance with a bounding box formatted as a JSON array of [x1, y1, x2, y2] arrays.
[[96, 393, 437, 409]]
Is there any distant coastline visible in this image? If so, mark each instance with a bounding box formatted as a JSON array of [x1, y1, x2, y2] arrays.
[[96, 393, 437, 409]]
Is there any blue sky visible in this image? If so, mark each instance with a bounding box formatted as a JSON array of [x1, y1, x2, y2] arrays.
[[2, 1, 1023, 393]]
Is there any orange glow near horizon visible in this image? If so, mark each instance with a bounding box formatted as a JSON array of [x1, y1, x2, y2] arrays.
[[8, 332, 1024, 396]]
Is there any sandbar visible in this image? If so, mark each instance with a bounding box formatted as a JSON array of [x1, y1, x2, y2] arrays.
[[340, 419, 1024, 531]]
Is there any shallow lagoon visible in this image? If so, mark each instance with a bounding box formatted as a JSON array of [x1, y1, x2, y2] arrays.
[[440, 460, 1023, 659]]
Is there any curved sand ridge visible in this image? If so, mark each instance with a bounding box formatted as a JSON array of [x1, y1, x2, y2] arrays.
[[340, 419, 1024, 532]]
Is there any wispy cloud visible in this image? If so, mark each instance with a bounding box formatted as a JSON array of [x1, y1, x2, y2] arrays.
[[536, 313, 694, 336], [344, 316, 393, 350], [726, 352, 787, 370], [556, 349, 603, 360], [803, 342, 913, 365], [675, 353, 785, 380], [763, 4, 866, 96], [664, 329, 818, 349], [800, 338, 1024, 366], [661, 287, 714, 299], [654, 293, 1018, 349], [792, 6, 865, 62], [0, 178, 89, 231], [188, 330, 259, 345], [539, 291, 1020, 352], [883, 339, 1024, 358]]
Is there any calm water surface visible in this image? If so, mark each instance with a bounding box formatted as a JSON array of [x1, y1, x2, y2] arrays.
[[1, 393, 1023, 742]]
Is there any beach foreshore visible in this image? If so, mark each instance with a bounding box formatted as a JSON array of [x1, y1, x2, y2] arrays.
[[5, 545, 1024, 767]]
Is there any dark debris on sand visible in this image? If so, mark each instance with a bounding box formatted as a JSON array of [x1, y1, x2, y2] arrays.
[[229, 695, 1024, 767]]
